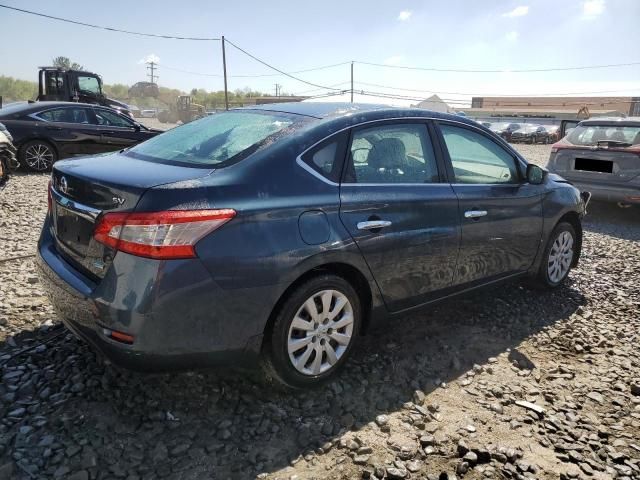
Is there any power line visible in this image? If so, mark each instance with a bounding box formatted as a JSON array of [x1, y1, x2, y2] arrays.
[[354, 60, 640, 74], [353, 81, 640, 98], [292, 82, 351, 95], [162, 62, 351, 78], [224, 39, 343, 91], [0, 3, 220, 40], [355, 90, 639, 109]]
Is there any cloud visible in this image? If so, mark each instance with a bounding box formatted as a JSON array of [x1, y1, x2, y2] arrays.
[[502, 6, 529, 17], [383, 55, 405, 66], [138, 53, 160, 64], [505, 31, 519, 41], [583, 0, 605, 16], [397, 10, 412, 21]]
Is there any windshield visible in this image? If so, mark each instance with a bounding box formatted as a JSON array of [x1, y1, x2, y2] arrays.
[[77, 75, 102, 96], [126, 110, 303, 167], [567, 124, 640, 146]]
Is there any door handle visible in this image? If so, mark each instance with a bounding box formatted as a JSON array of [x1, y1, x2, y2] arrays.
[[357, 220, 392, 230], [464, 210, 488, 219]]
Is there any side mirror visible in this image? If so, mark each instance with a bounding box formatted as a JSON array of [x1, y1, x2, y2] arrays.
[[526, 164, 546, 185], [133, 123, 141, 132]]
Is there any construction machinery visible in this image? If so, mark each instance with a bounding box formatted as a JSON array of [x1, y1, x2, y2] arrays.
[[37, 67, 132, 116], [157, 95, 206, 124], [127, 82, 205, 124]]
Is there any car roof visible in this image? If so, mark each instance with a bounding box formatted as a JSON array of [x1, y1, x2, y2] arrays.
[[235, 101, 481, 126], [579, 117, 640, 126]]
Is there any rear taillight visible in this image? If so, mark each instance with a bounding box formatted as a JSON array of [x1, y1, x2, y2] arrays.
[[47, 180, 52, 212], [93, 209, 236, 259]]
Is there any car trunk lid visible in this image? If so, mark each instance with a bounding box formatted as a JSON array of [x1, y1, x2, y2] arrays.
[[50, 152, 213, 279]]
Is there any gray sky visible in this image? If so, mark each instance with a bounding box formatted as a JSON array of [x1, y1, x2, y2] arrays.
[[1, 0, 638, 105]]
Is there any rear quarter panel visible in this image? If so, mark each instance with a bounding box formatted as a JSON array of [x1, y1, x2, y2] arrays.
[[135, 138, 384, 338]]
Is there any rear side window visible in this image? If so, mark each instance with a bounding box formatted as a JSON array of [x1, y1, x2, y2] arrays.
[[37, 107, 90, 124], [344, 123, 439, 184], [440, 124, 520, 184], [300, 132, 347, 183]]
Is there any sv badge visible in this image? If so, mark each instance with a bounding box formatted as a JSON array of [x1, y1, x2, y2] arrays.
[[112, 196, 126, 206]]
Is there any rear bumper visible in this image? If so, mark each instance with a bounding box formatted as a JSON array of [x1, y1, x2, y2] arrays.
[[36, 217, 269, 372], [558, 180, 640, 204]]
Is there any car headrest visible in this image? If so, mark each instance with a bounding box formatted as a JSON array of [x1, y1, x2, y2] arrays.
[[368, 138, 406, 170]]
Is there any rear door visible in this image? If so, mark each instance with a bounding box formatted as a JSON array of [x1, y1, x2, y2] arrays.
[[35, 106, 103, 157], [435, 121, 544, 285], [339, 120, 460, 312]]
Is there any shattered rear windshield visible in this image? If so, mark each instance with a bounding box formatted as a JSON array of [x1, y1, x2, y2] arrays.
[[126, 110, 306, 167]]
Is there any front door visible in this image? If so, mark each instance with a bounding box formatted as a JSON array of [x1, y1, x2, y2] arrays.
[[339, 121, 460, 312], [436, 122, 544, 285], [91, 108, 145, 151]]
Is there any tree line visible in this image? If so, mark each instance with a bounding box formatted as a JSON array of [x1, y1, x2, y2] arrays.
[[0, 74, 281, 109]]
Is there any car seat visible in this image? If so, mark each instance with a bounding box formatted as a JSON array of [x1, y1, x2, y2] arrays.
[[359, 138, 407, 182]]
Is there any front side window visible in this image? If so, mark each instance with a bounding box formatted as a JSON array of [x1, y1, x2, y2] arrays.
[[77, 76, 101, 96], [345, 123, 438, 184], [37, 107, 90, 124], [126, 111, 303, 167], [440, 124, 520, 184], [93, 109, 135, 128]]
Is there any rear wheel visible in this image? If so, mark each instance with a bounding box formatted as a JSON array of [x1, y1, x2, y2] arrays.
[[531, 222, 576, 289], [20, 140, 57, 172], [262, 274, 361, 389]]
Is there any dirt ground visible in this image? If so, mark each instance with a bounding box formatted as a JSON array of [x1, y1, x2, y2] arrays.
[[0, 144, 638, 480]]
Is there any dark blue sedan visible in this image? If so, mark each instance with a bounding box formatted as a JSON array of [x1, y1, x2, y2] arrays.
[[37, 103, 588, 388]]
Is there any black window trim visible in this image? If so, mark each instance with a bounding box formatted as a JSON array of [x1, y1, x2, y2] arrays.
[[298, 130, 348, 184], [340, 118, 445, 186], [433, 119, 527, 186], [30, 105, 93, 125], [295, 116, 528, 186]]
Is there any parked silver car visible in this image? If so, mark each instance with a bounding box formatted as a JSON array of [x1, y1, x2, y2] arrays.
[[547, 117, 640, 207]]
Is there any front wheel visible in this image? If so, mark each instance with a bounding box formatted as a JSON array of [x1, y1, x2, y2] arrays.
[[531, 222, 577, 288], [262, 274, 361, 389]]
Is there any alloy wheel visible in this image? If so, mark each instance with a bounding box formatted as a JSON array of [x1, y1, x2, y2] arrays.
[[547, 230, 574, 283], [24, 144, 54, 171], [287, 289, 354, 375]]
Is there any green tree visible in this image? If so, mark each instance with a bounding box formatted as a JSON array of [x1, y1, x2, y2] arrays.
[[52, 56, 84, 70], [0, 75, 38, 102]]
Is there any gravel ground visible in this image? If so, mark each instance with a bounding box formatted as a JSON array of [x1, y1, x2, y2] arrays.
[[0, 144, 638, 480]]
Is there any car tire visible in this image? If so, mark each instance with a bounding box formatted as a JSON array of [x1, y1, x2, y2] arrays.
[[20, 140, 57, 172], [262, 274, 362, 389], [530, 222, 577, 289]]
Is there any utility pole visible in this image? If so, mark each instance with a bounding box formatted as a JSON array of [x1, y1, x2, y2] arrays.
[[274, 83, 281, 97], [222, 35, 229, 110], [146, 61, 158, 84], [350, 61, 354, 103]]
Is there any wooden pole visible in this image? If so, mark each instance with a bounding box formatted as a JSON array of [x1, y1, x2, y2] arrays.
[[350, 62, 354, 103], [222, 35, 229, 110]]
